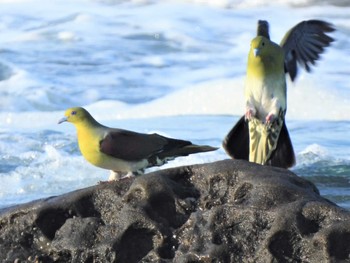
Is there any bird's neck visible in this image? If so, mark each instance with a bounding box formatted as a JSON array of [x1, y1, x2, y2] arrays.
[[74, 117, 104, 138]]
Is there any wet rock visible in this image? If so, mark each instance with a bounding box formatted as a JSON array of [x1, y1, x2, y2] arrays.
[[0, 159, 349, 262]]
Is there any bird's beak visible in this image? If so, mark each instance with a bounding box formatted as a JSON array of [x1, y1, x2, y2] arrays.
[[253, 48, 260, 57], [58, 116, 68, 124]]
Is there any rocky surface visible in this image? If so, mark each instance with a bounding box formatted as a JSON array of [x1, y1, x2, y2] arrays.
[[1, 159, 350, 263]]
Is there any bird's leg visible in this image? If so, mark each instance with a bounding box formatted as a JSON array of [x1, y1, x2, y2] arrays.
[[244, 96, 257, 120], [266, 107, 285, 126], [265, 112, 276, 124], [245, 106, 256, 121]]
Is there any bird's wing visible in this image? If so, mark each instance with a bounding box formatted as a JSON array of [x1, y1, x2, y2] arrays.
[[99, 129, 167, 161], [280, 20, 335, 81]]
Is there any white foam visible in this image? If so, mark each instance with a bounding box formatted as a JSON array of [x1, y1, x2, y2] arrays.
[[298, 143, 330, 161], [57, 31, 77, 42], [117, 78, 245, 118], [287, 76, 350, 121]]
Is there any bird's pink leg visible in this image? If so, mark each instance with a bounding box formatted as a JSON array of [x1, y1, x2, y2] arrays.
[[265, 112, 276, 124], [245, 107, 256, 120]]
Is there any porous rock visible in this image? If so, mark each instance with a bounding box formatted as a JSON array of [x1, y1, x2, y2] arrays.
[[0, 159, 350, 263]]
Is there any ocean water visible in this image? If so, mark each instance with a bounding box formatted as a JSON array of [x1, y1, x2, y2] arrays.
[[0, 0, 349, 209]]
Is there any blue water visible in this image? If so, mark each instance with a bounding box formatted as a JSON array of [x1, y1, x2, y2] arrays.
[[0, 0, 349, 209]]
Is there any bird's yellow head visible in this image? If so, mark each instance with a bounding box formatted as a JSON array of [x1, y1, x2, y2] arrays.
[[250, 36, 270, 58], [58, 107, 93, 125], [248, 35, 284, 76]]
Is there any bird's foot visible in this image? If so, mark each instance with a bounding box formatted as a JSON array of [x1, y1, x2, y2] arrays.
[[106, 171, 136, 182], [245, 107, 256, 121], [108, 171, 122, 181], [119, 172, 136, 180]]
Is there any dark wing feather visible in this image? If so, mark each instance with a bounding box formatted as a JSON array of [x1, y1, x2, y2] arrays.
[[280, 20, 335, 81], [100, 129, 169, 161], [222, 116, 249, 160]]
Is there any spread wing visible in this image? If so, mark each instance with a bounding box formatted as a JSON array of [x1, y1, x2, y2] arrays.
[[280, 20, 335, 81], [99, 129, 168, 161]]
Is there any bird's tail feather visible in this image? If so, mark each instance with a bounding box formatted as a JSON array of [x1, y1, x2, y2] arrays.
[[158, 144, 218, 159], [223, 115, 295, 169], [257, 20, 270, 39], [248, 117, 282, 165]]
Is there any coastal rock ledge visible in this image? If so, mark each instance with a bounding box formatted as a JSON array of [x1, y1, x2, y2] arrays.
[[1, 159, 350, 263]]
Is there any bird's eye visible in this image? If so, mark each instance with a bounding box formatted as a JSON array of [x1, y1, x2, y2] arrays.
[[71, 111, 77, 115], [262, 42, 265, 46]]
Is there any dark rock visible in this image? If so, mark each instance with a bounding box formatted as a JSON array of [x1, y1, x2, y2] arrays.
[[0, 159, 350, 263]]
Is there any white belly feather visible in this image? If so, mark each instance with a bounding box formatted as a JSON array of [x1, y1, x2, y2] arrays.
[[245, 74, 286, 121]]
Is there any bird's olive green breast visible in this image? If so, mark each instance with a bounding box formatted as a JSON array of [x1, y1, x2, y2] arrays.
[[76, 124, 105, 166]]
